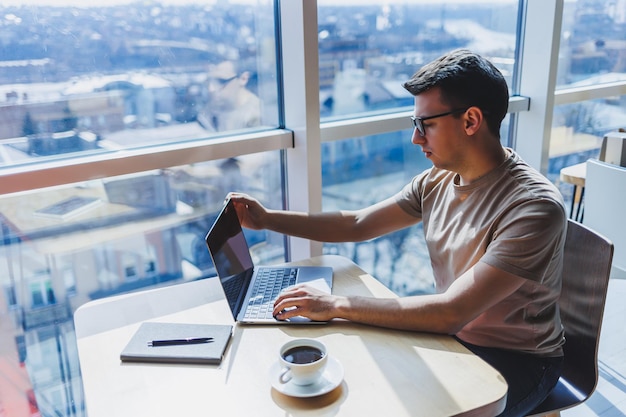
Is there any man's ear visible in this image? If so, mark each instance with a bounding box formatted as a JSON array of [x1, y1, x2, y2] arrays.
[[464, 106, 483, 136]]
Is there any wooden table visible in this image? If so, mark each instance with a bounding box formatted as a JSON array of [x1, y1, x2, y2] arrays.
[[74, 255, 507, 417]]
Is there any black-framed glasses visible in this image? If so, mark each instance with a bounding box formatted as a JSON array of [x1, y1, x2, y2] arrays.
[[410, 108, 469, 137]]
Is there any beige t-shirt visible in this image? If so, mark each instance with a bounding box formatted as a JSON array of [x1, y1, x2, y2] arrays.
[[395, 149, 566, 357]]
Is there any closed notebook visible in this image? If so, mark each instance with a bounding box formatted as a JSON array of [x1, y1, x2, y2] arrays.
[[120, 322, 232, 365]]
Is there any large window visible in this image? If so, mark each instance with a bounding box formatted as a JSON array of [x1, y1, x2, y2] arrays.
[[0, 1, 280, 168], [318, 1, 520, 120], [0, 152, 285, 416], [0, 2, 284, 415], [1, 1, 624, 416], [557, 0, 626, 88], [549, 0, 626, 214]]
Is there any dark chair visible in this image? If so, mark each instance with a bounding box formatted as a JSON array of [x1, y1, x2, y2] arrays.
[[527, 219, 614, 417]]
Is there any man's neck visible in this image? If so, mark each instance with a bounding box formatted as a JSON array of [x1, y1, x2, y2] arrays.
[[458, 144, 507, 186]]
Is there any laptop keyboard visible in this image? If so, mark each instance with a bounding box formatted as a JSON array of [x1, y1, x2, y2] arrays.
[[243, 268, 297, 320]]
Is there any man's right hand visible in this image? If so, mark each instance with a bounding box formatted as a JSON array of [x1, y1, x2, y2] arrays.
[[227, 192, 268, 230]]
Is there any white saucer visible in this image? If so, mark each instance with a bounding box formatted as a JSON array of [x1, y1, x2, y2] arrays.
[[269, 356, 344, 398]]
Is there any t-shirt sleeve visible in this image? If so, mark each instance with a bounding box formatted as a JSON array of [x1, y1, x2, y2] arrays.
[[394, 171, 431, 219], [481, 198, 567, 283]]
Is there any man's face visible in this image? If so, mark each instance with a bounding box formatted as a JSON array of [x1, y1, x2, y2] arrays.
[[411, 88, 468, 172]]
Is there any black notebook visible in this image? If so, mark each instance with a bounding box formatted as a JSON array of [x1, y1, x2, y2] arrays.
[[120, 322, 232, 365]]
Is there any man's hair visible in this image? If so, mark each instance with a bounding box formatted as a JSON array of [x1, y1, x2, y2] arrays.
[[403, 49, 509, 138]]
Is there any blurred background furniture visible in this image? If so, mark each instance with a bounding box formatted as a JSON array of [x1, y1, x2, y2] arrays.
[[585, 159, 626, 278], [558, 130, 626, 223], [560, 162, 586, 222]]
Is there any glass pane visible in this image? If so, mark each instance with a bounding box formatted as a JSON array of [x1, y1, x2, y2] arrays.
[[0, 151, 283, 415], [321, 130, 435, 296], [557, 0, 626, 87], [549, 96, 626, 218], [0, 2, 279, 168], [318, 0, 520, 119]]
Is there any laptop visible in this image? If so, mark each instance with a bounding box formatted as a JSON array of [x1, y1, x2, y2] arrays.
[[205, 198, 333, 324]]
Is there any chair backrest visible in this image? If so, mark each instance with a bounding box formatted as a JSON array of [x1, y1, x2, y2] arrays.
[[558, 219, 613, 397]]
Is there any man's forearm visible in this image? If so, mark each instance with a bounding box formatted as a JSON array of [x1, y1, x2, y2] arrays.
[[334, 294, 464, 335], [264, 209, 362, 243]]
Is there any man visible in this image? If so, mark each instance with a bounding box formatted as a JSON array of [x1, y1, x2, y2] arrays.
[[229, 49, 566, 417], [197, 60, 262, 131]]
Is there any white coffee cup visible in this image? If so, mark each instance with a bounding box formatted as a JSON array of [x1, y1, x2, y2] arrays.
[[278, 338, 328, 386]]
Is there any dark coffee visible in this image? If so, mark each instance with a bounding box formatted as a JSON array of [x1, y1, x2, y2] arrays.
[[282, 346, 325, 364]]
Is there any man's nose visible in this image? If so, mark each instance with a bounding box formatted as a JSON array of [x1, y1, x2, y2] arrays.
[[411, 128, 425, 145]]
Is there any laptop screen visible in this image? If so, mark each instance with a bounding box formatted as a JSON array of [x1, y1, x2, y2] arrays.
[[205, 199, 254, 314]]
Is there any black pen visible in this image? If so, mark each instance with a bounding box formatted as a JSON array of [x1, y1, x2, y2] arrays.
[[148, 337, 213, 347]]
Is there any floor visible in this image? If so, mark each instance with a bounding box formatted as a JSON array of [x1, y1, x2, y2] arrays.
[[560, 276, 626, 417]]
